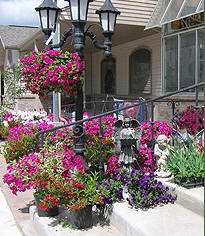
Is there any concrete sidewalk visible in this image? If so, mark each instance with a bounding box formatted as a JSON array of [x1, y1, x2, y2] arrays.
[[0, 186, 22, 236], [0, 141, 36, 236]]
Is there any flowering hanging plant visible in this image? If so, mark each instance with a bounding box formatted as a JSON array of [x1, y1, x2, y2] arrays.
[[20, 49, 85, 98]]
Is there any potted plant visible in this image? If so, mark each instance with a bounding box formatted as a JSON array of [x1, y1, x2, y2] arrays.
[[20, 49, 85, 98], [38, 169, 108, 229], [3, 143, 86, 217]]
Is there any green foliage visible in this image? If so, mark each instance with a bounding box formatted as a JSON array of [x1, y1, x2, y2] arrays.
[[1, 66, 26, 111], [166, 136, 204, 181]]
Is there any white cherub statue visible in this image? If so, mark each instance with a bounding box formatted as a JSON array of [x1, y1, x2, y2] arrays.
[[154, 134, 172, 178]]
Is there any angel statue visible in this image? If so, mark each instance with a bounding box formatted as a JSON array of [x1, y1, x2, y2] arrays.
[[113, 118, 141, 172]]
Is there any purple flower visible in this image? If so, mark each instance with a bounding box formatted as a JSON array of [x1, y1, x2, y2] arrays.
[[141, 202, 147, 207], [158, 181, 162, 187], [165, 186, 169, 191]]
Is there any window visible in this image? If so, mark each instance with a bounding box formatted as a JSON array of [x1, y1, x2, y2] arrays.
[[164, 36, 178, 92], [129, 48, 151, 95], [163, 27, 204, 93], [101, 57, 116, 94], [180, 31, 195, 89], [198, 29, 204, 84]]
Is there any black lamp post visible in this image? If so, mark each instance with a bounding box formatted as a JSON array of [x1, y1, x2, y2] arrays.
[[35, 0, 120, 167]]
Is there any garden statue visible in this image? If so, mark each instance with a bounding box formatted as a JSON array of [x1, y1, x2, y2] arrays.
[[113, 118, 141, 172], [154, 134, 172, 178]]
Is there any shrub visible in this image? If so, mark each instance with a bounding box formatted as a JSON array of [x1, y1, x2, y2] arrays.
[[1, 121, 53, 162], [0, 117, 21, 139]]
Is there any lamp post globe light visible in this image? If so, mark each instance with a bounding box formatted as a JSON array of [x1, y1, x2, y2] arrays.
[[35, 0, 62, 44], [35, 0, 120, 168]]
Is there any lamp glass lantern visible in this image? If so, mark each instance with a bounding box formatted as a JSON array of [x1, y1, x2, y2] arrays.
[[96, 0, 120, 33], [35, 0, 62, 34], [65, 0, 93, 22]]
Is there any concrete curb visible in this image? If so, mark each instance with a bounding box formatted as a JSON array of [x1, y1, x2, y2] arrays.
[[158, 178, 204, 216], [110, 201, 204, 236], [30, 181, 204, 236], [30, 206, 122, 236]]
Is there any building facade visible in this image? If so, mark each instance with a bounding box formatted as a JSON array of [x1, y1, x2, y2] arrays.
[[0, 0, 203, 123]]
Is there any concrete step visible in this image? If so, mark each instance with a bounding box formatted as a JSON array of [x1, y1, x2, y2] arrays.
[[30, 206, 123, 236], [110, 201, 204, 236], [30, 180, 204, 236], [158, 178, 204, 217]]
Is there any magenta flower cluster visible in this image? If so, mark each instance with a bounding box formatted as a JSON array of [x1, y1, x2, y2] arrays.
[[1, 113, 54, 162], [20, 49, 85, 98], [172, 106, 204, 135], [3, 150, 85, 195]]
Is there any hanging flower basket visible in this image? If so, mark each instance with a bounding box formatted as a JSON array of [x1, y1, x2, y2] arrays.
[[20, 49, 85, 98]]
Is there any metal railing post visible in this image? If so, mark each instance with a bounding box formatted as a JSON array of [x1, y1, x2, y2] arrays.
[[99, 117, 103, 180], [151, 101, 155, 173], [195, 86, 199, 135]]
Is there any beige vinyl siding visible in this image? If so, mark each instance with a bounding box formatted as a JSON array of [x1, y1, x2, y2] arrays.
[[88, 33, 161, 97], [60, 0, 158, 26]]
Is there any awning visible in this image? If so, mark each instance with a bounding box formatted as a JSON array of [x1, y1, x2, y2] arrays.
[[145, 0, 204, 30]]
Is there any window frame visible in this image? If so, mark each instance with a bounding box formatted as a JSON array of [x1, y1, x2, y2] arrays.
[[162, 25, 204, 94]]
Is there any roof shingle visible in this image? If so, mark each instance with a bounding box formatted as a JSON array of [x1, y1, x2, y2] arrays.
[[0, 25, 40, 48]]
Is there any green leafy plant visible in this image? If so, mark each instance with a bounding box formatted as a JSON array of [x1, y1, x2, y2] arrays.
[[166, 136, 204, 182], [39, 168, 109, 211], [3, 143, 85, 196], [0, 118, 21, 139]]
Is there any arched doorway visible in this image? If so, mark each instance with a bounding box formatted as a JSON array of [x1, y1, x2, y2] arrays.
[[129, 48, 151, 95], [101, 57, 116, 94]]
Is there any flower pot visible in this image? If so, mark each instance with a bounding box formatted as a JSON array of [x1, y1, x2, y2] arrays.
[[69, 205, 93, 229], [34, 194, 59, 217]]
